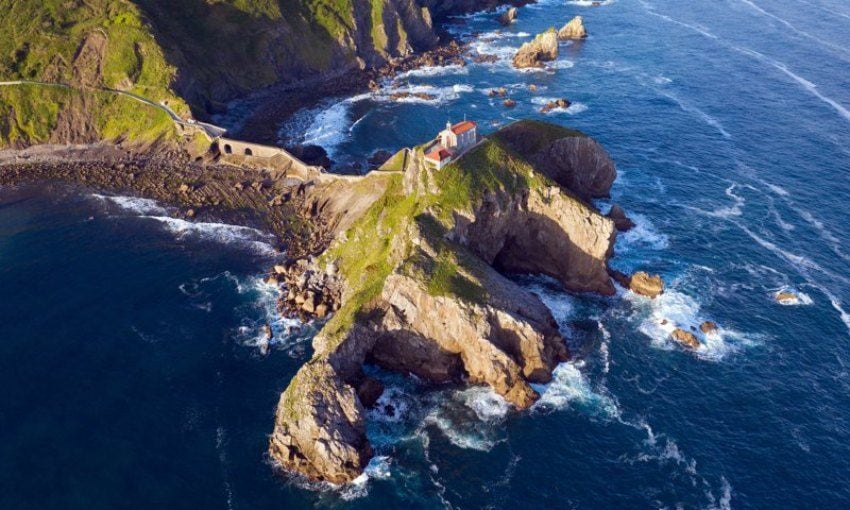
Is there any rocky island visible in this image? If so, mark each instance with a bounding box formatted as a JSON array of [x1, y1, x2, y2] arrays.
[[268, 120, 621, 483]]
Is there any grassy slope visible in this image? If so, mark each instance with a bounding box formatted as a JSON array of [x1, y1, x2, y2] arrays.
[[317, 121, 584, 349], [0, 0, 401, 147], [0, 0, 185, 145]]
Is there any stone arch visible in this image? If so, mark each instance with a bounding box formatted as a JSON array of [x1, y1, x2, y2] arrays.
[[245, 147, 253, 156]]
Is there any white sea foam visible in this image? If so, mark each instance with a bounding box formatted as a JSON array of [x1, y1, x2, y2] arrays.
[[92, 193, 168, 215], [148, 216, 276, 256], [736, 0, 850, 58], [531, 362, 620, 418], [627, 285, 761, 361], [658, 89, 731, 139], [379, 83, 475, 104], [617, 213, 670, 252], [394, 64, 468, 79], [773, 287, 813, 306], [732, 46, 850, 123], [339, 456, 392, 501]]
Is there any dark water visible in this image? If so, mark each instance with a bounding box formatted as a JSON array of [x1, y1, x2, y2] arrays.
[[4, 0, 850, 508]]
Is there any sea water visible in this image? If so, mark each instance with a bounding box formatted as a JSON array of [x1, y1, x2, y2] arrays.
[[3, 0, 850, 507]]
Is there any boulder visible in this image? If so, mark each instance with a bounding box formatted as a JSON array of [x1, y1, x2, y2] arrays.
[[513, 28, 559, 68], [609, 269, 664, 298], [558, 16, 588, 40], [498, 7, 518, 25], [671, 328, 700, 349], [776, 291, 798, 304], [606, 204, 635, 232], [630, 272, 664, 298], [503, 98, 517, 108], [700, 321, 718, 334]]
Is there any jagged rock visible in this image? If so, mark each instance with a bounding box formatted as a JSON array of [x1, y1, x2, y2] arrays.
[[269, 121, 620, 483], [671, 328, 700, 349], [489, 87, 508, 97], [630, 271, 664, 298], [496, 121, 617, 201], [355, 377, 384, 408], [513, 29, 559, 68], [558, 16, 588, 40], [503, 98, 517, 108], [269, 360, 372, 484], [609, 269, 664, 298], [606, 204, 635, 232], [700, 321, 718, 334], [528, 84, 538, 92], [498, 7, 518, 25]]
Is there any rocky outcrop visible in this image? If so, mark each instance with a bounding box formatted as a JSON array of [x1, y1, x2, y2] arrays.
[[496, 120, 617, 201], [269, 121, 621, 483], [513, 29, 559, 68], [533, 136, 617, 200], [499, 7, 518, 25], [558, 16, 588, 40], [540, 98, 571, 113], [610, 269, 664, 298], [606, 204, 635, 232], [671, 328, 700, 349]]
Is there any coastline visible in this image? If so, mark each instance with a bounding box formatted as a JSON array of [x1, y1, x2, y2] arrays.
[[0, 145, 324, 259]]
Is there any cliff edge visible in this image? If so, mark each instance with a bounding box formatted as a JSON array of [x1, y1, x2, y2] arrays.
[[269, 120, 618, 483]]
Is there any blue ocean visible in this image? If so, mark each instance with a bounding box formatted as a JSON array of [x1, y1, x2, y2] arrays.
[[2, 0, 850, 507]]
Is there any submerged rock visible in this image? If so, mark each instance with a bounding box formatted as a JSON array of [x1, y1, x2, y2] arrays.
[[540, 98, 571, 113], [503, 98, 517, 108], [558, 16, 588, 40], [513, 28, 559, 68]]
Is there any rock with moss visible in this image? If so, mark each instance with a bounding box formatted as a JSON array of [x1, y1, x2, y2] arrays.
[[270, 120, 620, 483]]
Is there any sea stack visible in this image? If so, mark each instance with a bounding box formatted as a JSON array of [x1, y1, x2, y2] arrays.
[[513, 28, 559, 68], [558, 16, 588, 40], [499, 7, 518, 25]]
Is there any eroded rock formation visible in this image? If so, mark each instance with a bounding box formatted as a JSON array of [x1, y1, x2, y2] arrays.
[[269, 120, 620, 483], [513, 29, 559, 68], [558, 16, 588, 40]]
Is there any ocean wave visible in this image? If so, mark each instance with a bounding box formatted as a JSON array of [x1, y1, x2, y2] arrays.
[[394, 64, 468, 79], [567, 0, 616, 5], [735, 0, 850, 59], [657, 89, 732, 139], [231, 275, 312, 354], [423, 386, 509, 451], [92, 193, 168, 215], [617, 213, 670, 252], [148, 216, 277, 256], [339, 456, 392, 501], [531, 361, 621, 418], [627, 286, 761, 361], [379, 83, 475, 104]]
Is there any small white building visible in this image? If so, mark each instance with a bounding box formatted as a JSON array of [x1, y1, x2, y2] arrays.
[[425, 120, 478, 170]]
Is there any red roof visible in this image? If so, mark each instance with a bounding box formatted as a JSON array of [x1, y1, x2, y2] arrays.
[[425, 148, 454, 162], [451, 120, 477, 135]]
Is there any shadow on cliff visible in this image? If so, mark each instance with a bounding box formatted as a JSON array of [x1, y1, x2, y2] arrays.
[[133, 0, 345, 118]]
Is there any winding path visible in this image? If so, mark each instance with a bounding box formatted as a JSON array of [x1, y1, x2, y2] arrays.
[[0, 80, 227, 139]]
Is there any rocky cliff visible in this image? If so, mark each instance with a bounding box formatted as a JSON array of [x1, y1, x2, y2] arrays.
[[0, 0, 530, 147], [269, 120, 619, 483]]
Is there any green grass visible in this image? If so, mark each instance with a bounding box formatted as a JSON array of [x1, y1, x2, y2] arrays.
[[0, 85, 67, 145], [315, 121, 582, 348]]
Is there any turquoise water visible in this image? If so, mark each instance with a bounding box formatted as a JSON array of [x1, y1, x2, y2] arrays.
[[3, 0, 850, 508]]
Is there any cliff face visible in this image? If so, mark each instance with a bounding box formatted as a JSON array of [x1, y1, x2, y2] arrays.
[[270, 120, 618, 483], [0, 0, 522, 147]]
